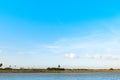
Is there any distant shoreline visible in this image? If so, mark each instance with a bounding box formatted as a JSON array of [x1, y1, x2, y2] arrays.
[[0, 69, 120, 73]]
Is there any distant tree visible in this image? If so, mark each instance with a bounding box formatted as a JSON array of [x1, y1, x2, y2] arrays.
[[58, 65, 61, 68], [47, 67, 65, 70], [9, 65, 11, 67], [0, 63, 3, 67], [4, 67, 12, 70], [110, 68, 114, 70]]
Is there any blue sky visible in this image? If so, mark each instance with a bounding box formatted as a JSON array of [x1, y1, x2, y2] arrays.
[[1, 0, 120, 69]]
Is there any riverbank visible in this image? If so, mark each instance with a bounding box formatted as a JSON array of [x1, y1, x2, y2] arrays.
[[0, 69, 120, 73]]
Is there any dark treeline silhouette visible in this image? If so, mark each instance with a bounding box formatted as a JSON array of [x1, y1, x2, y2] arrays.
[[0, 63, 118, 73], [47, 65, 65, 70], [47, 67, 65, 70], [0, 63, 2, 67]]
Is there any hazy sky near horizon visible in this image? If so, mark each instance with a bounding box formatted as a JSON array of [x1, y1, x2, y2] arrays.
[[1, 0, 120, 69]]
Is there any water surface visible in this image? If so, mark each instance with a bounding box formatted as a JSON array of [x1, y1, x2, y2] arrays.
[[0, 73, 120, 80]]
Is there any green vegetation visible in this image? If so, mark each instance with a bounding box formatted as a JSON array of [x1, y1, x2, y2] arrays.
[[110, 68, 114, 70], [47, 67, 65, 70], [4, 67, 13, 70], [1, 63, 120, 73], [58, 65, 60, 68], [0, 63, 3, 67], [47, 65, 65, 70]]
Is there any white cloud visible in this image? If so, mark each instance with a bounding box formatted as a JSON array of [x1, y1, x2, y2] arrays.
[[64, 53, 76, 59], [102, 54, 120, 60], [93, 54, 102, 59], [44, 24, 120, 62], [9, 17, 120, 64], [64, 53, 120, 60]]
